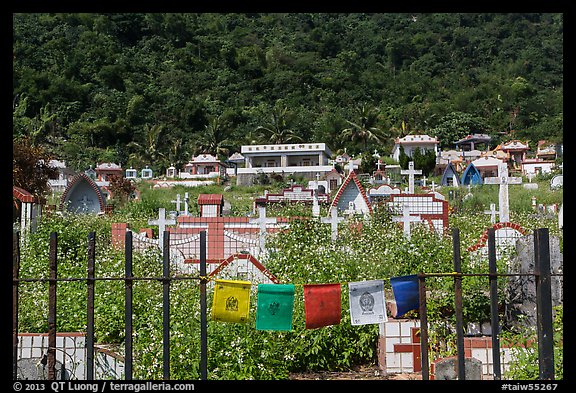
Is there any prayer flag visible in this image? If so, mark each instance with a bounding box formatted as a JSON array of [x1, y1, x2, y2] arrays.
[[211, 279, 251, 323], [256, 283, 295, 331], [390, 274, 420, 317], [348, 280, 388, 325], [303, 283, 341, 329]]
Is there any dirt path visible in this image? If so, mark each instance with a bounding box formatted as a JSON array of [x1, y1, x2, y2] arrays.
[[288, 365, 422, 380]]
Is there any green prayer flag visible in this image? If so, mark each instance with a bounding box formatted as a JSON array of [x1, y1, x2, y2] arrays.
[[256, 283, 295, 331]]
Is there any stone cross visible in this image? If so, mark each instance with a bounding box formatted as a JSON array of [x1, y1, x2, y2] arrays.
[[148, 207, 176, 247], [376, 160, 384, 171], [312, 176, 320, 217], [249, 206, 277, 254], [401, 161, 422, 194], [392, 204, 422, 240], [431, 180, 436, 192], [346, 161, 358, 174], [184, 192, 190, 215], [321, 206, 345, 241], [421, 175, 427, 187], [484, 162, 522, 222], [171, 194, 182, 213], [484, 203, 499, 224]]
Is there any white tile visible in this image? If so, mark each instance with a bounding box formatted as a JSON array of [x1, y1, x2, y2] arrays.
[[400, 321, 415, 336], [32, 335, 44, 349], [400, 352, 414, 369], [385, 321, 400, 336], [21, 335, 32, 348], [56, 336, 64, 347], [31, 347, 42, 358], [21, 346, 32, 358], [386, 337, 400, 353], [386, 353, 400, 368]]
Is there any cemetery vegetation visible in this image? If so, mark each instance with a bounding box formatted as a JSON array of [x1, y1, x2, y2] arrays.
[[16, 180, 562, 380]]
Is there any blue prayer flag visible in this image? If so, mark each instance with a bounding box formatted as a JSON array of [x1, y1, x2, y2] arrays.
[[390, 274, 419, 317]]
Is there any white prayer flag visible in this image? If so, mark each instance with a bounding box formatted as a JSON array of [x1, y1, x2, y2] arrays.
[[348, 280, 388, 326]]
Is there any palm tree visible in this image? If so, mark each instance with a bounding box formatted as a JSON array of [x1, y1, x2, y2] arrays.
[[195, 115, 233, 159], [127, 123, 166, 168], [255, 105, 303, 144], [341, 104, 385, 151]]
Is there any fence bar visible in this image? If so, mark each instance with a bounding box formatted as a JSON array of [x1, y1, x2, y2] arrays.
[[125, 231, 133, 380], [199, 231, 208, 380], [13, 232, 20, 380], [86, 232, 96, 380], [452, 228, 466, 380], [48, 232, 58, 380], [418, 273, 429, 380], [162, 231, 170, 380], [534, 228, 555, 379], [487, 228, 502, 380]]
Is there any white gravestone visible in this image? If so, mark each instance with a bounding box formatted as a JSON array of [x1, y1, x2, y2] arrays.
[[401, 161, 422, 194], [392, 204, 422, 240], [484, 162, 522, 223], [148, 208, 176, 247], [483, 203, 499, 224], [249, 206, 277, 255], [321, 206, 345, 241]]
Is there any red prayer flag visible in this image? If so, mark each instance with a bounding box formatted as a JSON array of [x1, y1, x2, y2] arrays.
[[303, 283, 341, 329]]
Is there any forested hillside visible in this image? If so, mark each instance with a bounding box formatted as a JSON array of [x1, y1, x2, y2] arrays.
[[13, 13, 563, 174]]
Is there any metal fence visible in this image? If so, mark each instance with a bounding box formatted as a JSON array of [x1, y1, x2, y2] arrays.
[[13, 227, 561, 380]]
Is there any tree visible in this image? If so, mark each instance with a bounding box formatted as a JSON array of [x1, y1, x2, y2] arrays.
[[127, 124, 166, 170], [340, 104, 385, 152], [194, 115, 234, 159], [255, 103, 303, 144], [13, 137, 58, 197]]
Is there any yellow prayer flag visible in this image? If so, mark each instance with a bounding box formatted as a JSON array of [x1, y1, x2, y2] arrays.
[[211, 279, 252, 323]]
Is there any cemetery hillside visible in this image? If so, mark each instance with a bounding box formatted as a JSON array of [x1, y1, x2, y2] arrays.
[[12, 13, 563, 382]]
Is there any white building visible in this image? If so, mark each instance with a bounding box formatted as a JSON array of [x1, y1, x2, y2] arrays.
[[235, 143, 334, 186], [391, 134, 439, 162]]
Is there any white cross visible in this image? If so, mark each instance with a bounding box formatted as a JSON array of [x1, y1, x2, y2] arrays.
[[421, 175, 427, 187], [312, 176, 320, 217], [401, 161, 422, 194], [249, 206, 277, 254], [171, 194, 182, 212], [329, 159, 337, 169], [148, 208, 176, 247], [484, 162, 522, 222], [484, 203, 499, 224], [431, 180, 436, 192], [321, 206, 345, 241], [346, 161, 358, 174], [392, 204, 422, 240], [184, 192, 190, 215], [376, 160, 385, 171]]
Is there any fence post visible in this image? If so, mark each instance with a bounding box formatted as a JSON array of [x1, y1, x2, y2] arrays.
[[86, 232, 96, 380], [162, 231, 171, 380], [452, 228, 466, 380], [418, 273, 429, 380], [534, 228, 555, 379], [487, 228, 502, 380], [48, 232, 58, 380], [199, 230, 208, 380], [125, 231, 133, 380], [13, 231, 20, 380]]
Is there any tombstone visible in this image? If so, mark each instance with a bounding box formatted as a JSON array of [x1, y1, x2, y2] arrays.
[[148, 208, 176, 247], [400, 161, 422, 194], [432, 357, 483, 380], [321, 207, 345, 241], [483, 203, 499, 224], [484, 162, 522, 223], [550, 174, 563, 190], [505, 233, 563, 329], [392, 204, 422, 240], [249, 206, 277, 255], [17, 358, 68, 380], [60, 173, 107, 214]]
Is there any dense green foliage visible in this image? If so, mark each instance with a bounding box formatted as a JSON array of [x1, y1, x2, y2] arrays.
[[13, 13, 563, 175]]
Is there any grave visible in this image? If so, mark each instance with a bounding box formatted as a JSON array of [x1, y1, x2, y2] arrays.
[[460, 162, 482, 185], [440, 162, 460, 187], [330, 170, 372, 216], [321, 206, 345, 241], [431, 356, 483, 380], [400, 161, 422, 194], [467, 222, 528, 259], [254, 185, 330, 207], [386, 193, 449, 236], [59, 173, 107, 214], [505, 233, 563, 329], [483, 162, 522, 223], [392, 204, 422, 240]]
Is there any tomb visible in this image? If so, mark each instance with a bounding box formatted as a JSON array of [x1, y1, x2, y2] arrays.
[[460, 163, 483, 185], [329, 170, 372, 216], [440, 162, 460, 187], [59, 173, 107, 214], [386, 193, 449, 236]]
